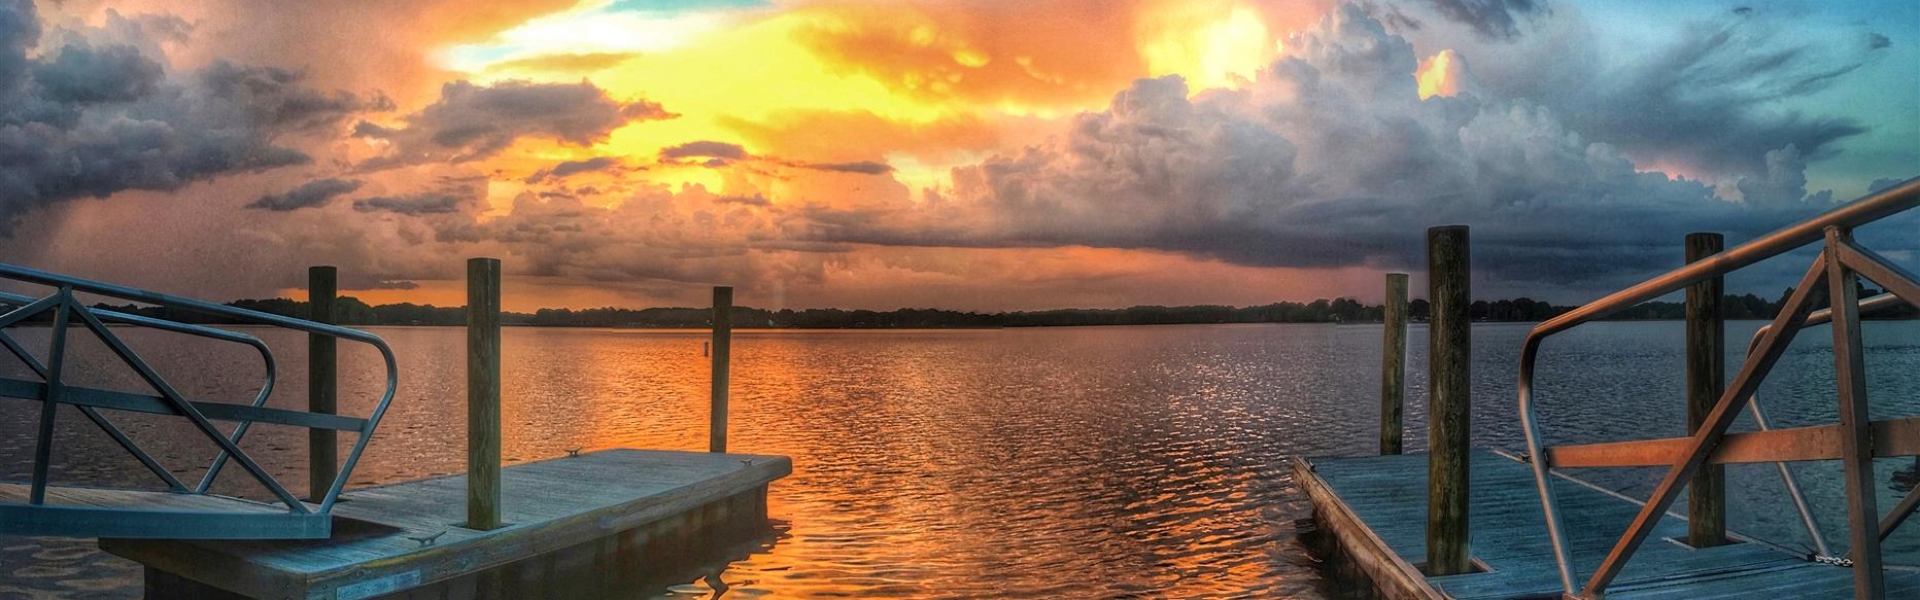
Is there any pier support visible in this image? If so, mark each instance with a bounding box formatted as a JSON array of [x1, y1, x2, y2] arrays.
[[1426, 226, 1471, 576], [710, 286, 732, 453], [1684, 233, 1727, 547], [466, 258, 503, 531], [308, 266, 337, 502], [1381, 273, 1408, 455], [1827, 227, 1885, 599]]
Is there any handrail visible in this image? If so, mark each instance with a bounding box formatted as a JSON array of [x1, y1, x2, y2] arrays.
[[1530, 177, 1920, 339], [0, 290, 277, 494], [0, 263, 400, 516], [1739, 291, 1904, 560], [1517, 176, 1920, 597]]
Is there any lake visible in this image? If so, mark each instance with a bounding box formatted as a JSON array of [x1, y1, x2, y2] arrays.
[[3, 320, 1919, 598]]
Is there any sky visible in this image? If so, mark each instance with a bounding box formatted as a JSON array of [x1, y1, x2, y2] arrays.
[[0, 0, 1913, 312]]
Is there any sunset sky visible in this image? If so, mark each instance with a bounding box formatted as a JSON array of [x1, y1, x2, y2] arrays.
[[0, 0, 1914, 311]]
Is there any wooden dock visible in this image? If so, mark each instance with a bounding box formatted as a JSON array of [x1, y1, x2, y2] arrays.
[[102, 449, 791, 600], [1295, 449, 1920, 599]]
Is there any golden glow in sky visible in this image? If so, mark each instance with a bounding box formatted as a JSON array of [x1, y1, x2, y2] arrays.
[[431, 0, 1322, 205], [17, 0, 1906, 312], [1415, 49, 1460, 100]]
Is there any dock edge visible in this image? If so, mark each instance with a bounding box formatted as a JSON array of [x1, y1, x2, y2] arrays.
[[1292, 457, 1449, 600]]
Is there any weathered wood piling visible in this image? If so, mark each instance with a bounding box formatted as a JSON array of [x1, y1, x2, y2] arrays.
[[308, 266, 337, 501], [1425, 225, 1471, 576], [1380, 273, 1408, 455], [1684, 232, 1727, 547], [710, 286, 732, 454], [466, 257, 503, 531]]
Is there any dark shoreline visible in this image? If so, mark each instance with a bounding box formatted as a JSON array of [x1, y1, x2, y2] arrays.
[[10, 285, 1912, 330]]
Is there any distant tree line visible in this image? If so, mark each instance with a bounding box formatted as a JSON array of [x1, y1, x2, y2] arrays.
[[3, 282, 1910, 329]]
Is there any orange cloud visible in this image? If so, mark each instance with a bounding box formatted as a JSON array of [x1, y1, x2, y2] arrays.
[[788, 1, 1150, 111]]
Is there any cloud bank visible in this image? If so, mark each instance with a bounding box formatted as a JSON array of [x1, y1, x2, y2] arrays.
[[0, 0, 384, 232], [774, 4, 1889, 290], [0, 0, 1909, 310]]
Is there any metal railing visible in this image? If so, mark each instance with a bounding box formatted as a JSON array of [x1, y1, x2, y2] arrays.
[[1741, 290, 1910, 561], [1517, 176, 1920, 599], [0, 263, 398, 538]]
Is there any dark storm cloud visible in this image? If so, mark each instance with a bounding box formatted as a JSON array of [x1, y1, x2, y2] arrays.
[[659, 140, 748, 160], [1553, 15, 1882, 177], [0, 0, 384, 234], [525, 156, 624, 183], [351, 174, 485, 216], [1870, 177, 1914, 193], [1378, 1, 1892, 187], [200, 60, 393, 131], [718, 193, 772, 206], [0, 0, 32, 94], [784, 4, 1861, 292], [247, 178, 363, 211], [800, 160, 893, 175], [354, 79, 675, 171], [31, 41, 162, 103], [1421, 0, 1543, 40], [656, 140, 893, 175], [352, 193, 469, 215]]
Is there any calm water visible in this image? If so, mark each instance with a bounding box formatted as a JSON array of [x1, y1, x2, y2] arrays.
[[2, 321, 1919, 598]]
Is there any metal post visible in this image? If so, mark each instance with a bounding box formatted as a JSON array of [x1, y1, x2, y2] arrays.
[[1826, 227, 1883, 599], [29, 292, 73, 505], [1426, 226, 1471, 575], [710, 286, 732, 454], [1381, 273, 1408, 455], [307, 266, 337, 502], [465, 258, 503, 531], [1683, 234, 1726, 547]]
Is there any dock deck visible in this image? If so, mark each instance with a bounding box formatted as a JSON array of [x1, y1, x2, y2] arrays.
[[1296, 449, 1920, 599], [102, 448, 791, 600]]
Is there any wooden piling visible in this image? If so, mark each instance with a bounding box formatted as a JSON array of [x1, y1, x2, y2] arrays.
[[307, 266, 337, 501], [1381, 273, 1409, 455], [710, 286, 732, 454], [1426, 226, 1471, 576], [466, 258, 503, 531], [1684, 233, 1727, 547]]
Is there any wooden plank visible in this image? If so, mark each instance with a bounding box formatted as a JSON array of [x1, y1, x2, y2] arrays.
[[1292, 458, 1445, 600], [1298, 450, 1920, 600], [1547, 415, 1920, 467], [102, 448, 791, 600]]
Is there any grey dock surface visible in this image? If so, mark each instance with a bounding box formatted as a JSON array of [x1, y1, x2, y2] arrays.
[[101, 448, 791, 600], [1295, 449, 1920, 599]]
